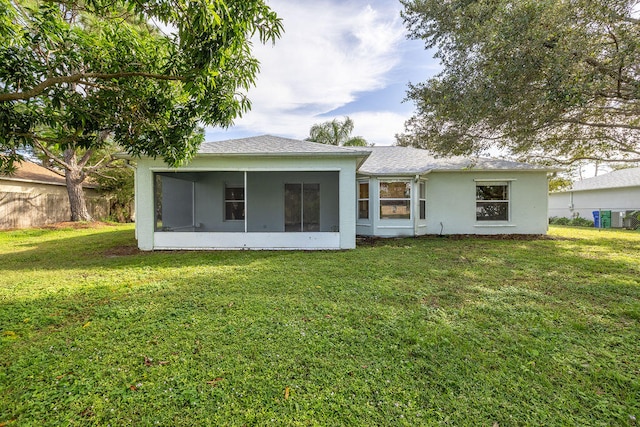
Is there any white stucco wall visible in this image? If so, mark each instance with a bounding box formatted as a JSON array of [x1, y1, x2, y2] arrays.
[[135, 155, 358, 250], [548, 186, 640, 223], [357, 170, 549, 236], [357, 171, 548, 237], [426, 171, 549, 235]]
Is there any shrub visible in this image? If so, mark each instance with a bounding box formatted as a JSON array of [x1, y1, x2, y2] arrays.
[[549, 216, 571, 225], [549, 216, 595, 227], [570, 217, 594, 227]]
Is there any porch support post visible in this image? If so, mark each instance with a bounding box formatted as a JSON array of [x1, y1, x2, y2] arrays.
[[339, 166, 357, 249], [192, 181, 196, 229], [244, 171, 248, 233], [135, 161, 154, 250]]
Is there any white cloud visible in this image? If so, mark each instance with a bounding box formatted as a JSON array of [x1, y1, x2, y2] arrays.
[[207, 0, 410, 144], [349, 111, 409, 146]]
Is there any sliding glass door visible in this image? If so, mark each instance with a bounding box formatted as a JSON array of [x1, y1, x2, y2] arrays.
[[284, 183, 320, 232]]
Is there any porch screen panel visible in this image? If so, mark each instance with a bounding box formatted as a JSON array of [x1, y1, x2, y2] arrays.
[[154, 173, 194, 231], [303, 184, 320, 231], [284, 184, 302, 232], [154, 174, 162, 230]]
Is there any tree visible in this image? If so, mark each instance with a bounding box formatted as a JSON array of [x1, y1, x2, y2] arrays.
[[0, 0, 282, 220], [397, 0, 640, 166], [92, 157, 135, 223], [306, 116, 370, 147]]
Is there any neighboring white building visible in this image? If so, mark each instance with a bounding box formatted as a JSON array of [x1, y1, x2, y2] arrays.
[[548, 167, 640, 227], [130, 136, 553, 250]]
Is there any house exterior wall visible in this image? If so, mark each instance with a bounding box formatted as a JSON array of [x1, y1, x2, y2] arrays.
[[426, 171, 549, 235], [548, 186, 640, 224], [357, 171, 549, 236], [135, 155, 357, 250], [0, 179, 108, 229]]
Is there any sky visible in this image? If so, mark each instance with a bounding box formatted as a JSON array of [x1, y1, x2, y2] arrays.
[[205, 0, 441, 146]]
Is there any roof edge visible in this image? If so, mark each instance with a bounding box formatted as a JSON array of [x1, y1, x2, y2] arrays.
[[115, 150, 372, 160], [0, 175, 98, 189], [551, 183, 640, 194]]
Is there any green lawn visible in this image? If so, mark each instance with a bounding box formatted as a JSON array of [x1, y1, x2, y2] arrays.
[[1, 225, 639, 426]]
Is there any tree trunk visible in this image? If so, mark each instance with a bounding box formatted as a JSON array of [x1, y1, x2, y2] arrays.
[[64, 149, 93, 221]]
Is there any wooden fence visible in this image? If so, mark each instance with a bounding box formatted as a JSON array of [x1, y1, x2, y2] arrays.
[[0, 185, 110, 229]]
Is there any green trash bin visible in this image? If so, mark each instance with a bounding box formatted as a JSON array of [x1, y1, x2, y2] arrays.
[[601, 210, 612, 228]]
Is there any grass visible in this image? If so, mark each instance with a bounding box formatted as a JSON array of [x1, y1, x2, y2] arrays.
[[0, 224, 639, 426]]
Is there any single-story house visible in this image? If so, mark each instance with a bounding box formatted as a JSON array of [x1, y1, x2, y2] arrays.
[[0, 161, 108, 229], [130, 135, 553, 250], [548, 167, 640, 227]]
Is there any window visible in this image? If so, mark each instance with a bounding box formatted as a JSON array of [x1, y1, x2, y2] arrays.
[[224, 185, 245, 221], [419, 181, 426, 220], [358, 181, 369, 219], [476, 183, 509, 221], [379, 181, 411, 219], [284, 183, 320, 232]]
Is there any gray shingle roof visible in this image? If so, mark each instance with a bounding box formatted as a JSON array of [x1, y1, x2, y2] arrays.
[[358, 146, 549, 175], [0, 161, 98, 188], [198, 135, 370, 157], [568, 167, 640, 192]]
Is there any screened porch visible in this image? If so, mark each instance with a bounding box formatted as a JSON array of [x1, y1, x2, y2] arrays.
[[152, 170, 341, 249]]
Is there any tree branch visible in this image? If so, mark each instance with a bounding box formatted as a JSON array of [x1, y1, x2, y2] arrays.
[[85, 154, 116, 174], [559, 118, 640, 131], [615, 14, 640, 25], [78, 148, 94, 168], [526, 154, 640, 165], [0, 72, 186, 102], [32, 139, 72, 170]]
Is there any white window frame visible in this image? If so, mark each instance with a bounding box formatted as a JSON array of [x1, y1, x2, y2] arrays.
[[379, 179, 412, 220], [419, 180, 427, 220], [358, 180, 370, 220], [224, 183, 245, 221], [475, 181, 510, 222]]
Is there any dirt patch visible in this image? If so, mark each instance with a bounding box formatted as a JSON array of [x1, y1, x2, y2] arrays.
[[103, 245, 141, 257], [444, 234, 559, 241], [357, 233, 565, 246], [356, 236, 384, 246], [42, 221, 117, 230]]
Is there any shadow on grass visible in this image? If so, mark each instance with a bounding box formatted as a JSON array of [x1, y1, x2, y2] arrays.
[[0, 228, 297, 272]]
